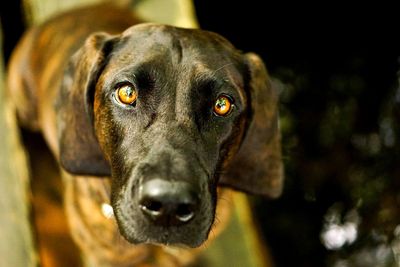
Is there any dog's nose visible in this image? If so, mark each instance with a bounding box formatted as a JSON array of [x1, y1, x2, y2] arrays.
[[138, 179, 199, 226]]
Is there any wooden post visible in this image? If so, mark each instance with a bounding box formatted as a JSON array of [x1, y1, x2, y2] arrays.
[[0, 26, 38, 267]]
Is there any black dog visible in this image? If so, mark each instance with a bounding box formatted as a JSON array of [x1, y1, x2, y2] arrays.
[[8, 3, 283, 265]]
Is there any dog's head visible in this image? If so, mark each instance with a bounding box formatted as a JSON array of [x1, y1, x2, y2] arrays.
[[56, 24, 283, 247]]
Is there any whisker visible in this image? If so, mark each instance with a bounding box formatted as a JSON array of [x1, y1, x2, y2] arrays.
[[207, 226, 217, 246], [214, 215, 221, 225], [217, 196, 233, 206], [212, 62, 235, 75]]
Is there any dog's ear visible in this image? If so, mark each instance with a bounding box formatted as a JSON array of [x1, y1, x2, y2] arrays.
[[220, 53, 283, 198], [56, 33, 115, 176]]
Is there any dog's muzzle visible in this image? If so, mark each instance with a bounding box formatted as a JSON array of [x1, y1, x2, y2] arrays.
[[112, 147, 214, 247]]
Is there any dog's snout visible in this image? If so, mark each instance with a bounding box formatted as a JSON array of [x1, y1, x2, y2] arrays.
[[138, 179, 199, 226]]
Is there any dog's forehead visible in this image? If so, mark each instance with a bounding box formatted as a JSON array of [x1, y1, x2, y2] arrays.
[[116, 23, 241, 64], [122, 23, 234, 46]]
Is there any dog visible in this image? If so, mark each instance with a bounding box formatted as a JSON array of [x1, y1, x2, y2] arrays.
[[7, 3, 283, 266]]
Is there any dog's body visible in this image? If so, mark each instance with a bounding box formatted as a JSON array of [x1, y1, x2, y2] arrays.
[[8, 3, 283, 266]]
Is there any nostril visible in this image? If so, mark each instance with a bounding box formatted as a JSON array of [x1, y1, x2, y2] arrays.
[[146, 200, 162, 212], [140, 199, 163, 217], [176, 203, 195, 222]]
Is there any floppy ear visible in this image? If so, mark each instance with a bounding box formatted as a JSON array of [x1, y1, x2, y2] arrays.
[[220, 53, 284, 198], [55, 33, 115, 176]]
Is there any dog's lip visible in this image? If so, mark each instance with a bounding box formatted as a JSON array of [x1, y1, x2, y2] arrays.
[[141, 236, 204, 248], [113, 206, 206, 248], [120, 229, 204, 248]]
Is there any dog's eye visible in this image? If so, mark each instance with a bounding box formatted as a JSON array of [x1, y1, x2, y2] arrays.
[[213, 95, 233, 116], [115, 84, 137, 106]]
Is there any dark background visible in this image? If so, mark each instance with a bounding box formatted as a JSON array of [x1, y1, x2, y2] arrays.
[[194, 1, 400, 267], [2, 1, 400, 266]]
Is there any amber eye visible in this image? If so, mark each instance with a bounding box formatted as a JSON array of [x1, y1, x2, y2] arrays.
[[213, 95, 233, 116], [115, 84, 137, 106]]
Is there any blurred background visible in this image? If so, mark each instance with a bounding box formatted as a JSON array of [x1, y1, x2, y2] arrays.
[[194, 1, 400, 266], [1, 0, 400, 266]]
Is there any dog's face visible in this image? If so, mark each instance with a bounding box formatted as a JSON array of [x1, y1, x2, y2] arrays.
[[56, 24, 283, 247]]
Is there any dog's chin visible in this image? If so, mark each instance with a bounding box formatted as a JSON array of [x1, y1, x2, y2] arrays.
[[123, 234, 205, 248], [118, 226, 207, 248], [114, 211, 209, 248]]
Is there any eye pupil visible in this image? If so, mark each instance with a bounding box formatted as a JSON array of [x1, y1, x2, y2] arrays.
[[214, 95, 232, 116], [117, 84, 137, 105]]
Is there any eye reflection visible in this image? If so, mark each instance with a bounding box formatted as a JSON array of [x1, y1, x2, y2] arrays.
[[213, 95, 233, 116], [115, 83, 137, 106]]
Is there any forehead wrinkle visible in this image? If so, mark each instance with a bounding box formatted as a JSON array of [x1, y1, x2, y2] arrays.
[[173, 66, 195, 125], [171, 37, 183, 64]]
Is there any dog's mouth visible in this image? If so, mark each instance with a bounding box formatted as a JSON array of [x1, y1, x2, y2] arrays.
[[101, 203, 202, 248], [113, 204, 211, 248]]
